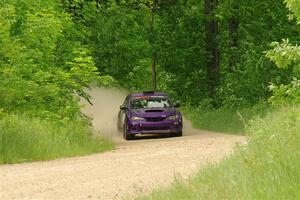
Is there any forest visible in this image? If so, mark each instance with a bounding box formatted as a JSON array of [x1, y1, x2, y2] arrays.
[[0, 0, 299, 120], [0, 0, 300, 199]]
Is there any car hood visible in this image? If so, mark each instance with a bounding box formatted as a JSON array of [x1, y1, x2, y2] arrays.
[[129, 107, 178, 118]]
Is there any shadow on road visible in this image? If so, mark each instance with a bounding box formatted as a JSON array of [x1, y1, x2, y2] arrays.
[[128, 134, 174, 140]]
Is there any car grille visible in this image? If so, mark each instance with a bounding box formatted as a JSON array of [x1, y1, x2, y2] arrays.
[[145, 117, 165, 122], [143, 126, 169, 131]]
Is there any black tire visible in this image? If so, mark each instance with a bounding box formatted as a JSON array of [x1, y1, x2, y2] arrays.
[[172, 131, 182, 137], [117, 112, 123, 131], [123, 123, 134, 140]]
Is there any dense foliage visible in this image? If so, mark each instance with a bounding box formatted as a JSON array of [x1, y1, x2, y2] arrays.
[[0, 0, 101, 120], [266, 0, 300, 106], [0, 0, 113, 163], [2, 0, 296, 114], [62, 0, 299, 108], [1, 0, 299, 117]]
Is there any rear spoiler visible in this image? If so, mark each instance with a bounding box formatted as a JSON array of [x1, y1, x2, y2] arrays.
[[143, 91, 155, 94]]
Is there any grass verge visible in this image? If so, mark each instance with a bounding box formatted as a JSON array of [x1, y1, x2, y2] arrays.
[[0, 114, 114, 164], [138, 106, 300, 199], [183, 103, 270, 134]]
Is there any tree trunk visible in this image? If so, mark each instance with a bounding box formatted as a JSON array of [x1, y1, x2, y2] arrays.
[[152, 52, 157, 91], [204, 0, 219, 97], [150, 1, 158, 91]]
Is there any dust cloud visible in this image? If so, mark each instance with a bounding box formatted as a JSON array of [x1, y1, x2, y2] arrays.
[[81, 86, 128, 141], [182, 117, 200, 136]]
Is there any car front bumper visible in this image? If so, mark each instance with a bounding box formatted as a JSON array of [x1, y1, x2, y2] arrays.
[[126, 120, 183, 135]]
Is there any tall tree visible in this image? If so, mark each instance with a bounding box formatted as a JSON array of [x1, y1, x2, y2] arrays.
[[150, 0, 159, 91], [204, 0, 219, 98]]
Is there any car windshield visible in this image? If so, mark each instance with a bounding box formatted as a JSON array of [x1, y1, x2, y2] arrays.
[[130, 97, 171, 109]]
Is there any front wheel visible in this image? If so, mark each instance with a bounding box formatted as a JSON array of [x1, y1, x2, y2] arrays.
[[123, 123, 134, 140], [172, 131, 182, 137], [117, 112, 123, 132]]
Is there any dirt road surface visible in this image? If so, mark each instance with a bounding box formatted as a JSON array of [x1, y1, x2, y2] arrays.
[[0, 87, 246, 200]]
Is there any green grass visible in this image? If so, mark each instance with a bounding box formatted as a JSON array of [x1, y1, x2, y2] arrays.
[[183, 103, 270, 134], [138, 106, 300, 200], [0, 114, 114, 164]]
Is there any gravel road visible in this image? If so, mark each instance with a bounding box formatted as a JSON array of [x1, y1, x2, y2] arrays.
[[0, 87, 246, 200]]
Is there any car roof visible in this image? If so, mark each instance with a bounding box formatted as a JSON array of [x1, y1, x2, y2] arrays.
[[128, 92, 168, 99]]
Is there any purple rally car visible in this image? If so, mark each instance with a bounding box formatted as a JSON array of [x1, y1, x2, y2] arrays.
[[117, 91, 183, 140]]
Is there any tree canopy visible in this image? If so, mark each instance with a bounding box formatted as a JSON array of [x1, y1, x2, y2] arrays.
[[0, 0, 299, 118]]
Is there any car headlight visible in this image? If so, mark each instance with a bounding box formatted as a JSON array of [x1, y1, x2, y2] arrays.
[[131, 116, 145, 121], [166, 115, 179, 120]]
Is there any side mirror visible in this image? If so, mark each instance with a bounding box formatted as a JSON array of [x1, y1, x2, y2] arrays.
[[120, 105, 127, 110], [174, 101, 181, 108]]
